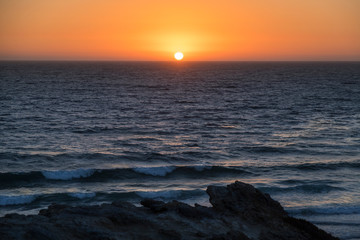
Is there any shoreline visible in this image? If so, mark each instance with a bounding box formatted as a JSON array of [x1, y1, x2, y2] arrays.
[[0, 181, 339, 240]]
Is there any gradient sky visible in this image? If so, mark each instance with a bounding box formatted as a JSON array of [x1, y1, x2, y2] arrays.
[[1, 0, 360, 61]]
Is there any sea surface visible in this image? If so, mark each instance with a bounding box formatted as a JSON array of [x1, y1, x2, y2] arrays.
[[1, 62, 359, 239]]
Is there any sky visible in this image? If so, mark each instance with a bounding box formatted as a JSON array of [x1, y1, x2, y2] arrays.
[[1, 0, 360, 61]]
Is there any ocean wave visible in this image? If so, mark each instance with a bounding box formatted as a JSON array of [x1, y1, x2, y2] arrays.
[[0, 171, 44, 183], [278, 161, 360, 171], [192, 165, 213, 171], [2, 151, 359, 175], [0, 152, 121, 162], [132, 166, 176, 176], [236, 160, 360, 173], [287, 205, 360, 215], [239, 145, 325, 155], [41, 169, 96, 180], [0, 189, 204, 207], [135, 189, 205, 200], [68, 192, 96, 199], [240, 145, 358, 156], [0, 192, 95, 206], [1, 160, 359, 187], [131, 165, 249, 177], [242, 146, 289, 153], [136, 190, 183, 199], [259, 184, 344, 194], [132, 164, 213, 176], [310, 221, 360, 226], [276, 179, 339, 185], [0, 165, 250, 186], [0, 194, 38, 206], [71, 126, 133, 134]]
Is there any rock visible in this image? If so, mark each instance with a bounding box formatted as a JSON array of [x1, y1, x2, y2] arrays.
[[39, 204, 69, 217], [207, 181, 286, 220], [0, 181, 340, 240], [140, 199, 167, 212]]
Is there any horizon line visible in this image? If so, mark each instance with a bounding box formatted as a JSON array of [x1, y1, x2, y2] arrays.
[[1, 59, 360, 63]]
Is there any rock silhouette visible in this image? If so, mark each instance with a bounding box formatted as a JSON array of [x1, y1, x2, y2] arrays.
[[0, 181, 339, 240]]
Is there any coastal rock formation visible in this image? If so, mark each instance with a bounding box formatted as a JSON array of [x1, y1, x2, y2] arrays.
[[0, 181, 339, 240]]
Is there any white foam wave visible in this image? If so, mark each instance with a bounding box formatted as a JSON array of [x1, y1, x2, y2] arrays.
[[132, 166, 176, 176], [41, 169, 96, 180], [68, 192, 96, 199], [136, 190, 182, 199], [0, 194, 38, 206]]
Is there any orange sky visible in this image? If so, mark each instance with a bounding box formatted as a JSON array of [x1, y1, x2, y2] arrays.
[[1, 0, 360, 61]]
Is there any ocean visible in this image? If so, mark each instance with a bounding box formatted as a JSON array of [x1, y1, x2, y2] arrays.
[[1, 62, 359, 239]]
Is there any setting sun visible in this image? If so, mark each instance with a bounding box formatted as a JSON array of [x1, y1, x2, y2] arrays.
[[174, 52, 184, 61]]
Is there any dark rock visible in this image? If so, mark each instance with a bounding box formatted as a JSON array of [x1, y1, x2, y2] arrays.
[[158, 228, 182, 240], [0, 181, 340, 240], [209, 231, 251, 240], [207, 181, 286, 218], [141, 199, 167, 212], [283, 217, 338, 240], [39, 204, 69, 217]]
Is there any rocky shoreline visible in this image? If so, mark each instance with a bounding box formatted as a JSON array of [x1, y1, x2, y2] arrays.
[[0, 181, 339, 240]]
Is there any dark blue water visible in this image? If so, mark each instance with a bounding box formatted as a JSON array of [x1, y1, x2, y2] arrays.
[[1, 62, 360, 239]]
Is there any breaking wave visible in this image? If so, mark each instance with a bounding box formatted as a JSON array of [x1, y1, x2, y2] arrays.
[[41, 169, 96, 180]]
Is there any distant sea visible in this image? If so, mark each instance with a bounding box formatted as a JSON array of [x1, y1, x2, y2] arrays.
[[1, 62, 359, 239]]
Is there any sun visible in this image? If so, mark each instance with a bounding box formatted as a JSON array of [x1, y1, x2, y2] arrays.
[[174, 52, 184, 61]]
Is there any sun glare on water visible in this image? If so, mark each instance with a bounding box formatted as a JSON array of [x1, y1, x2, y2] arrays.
[[174, 52, 184, 61]]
